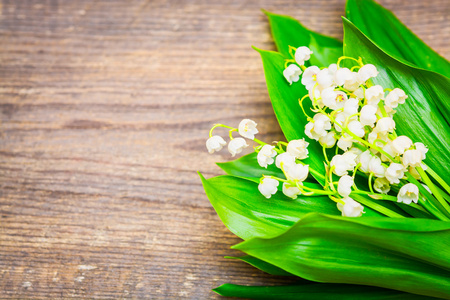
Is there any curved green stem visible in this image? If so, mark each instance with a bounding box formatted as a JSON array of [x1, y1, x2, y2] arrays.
[[209, 124, 235, 137]]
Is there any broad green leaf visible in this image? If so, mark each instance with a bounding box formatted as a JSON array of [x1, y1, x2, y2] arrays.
[[342, 18, 450, 181], [346, 0, 450, 78], [225, 255, 293, 276], [255, 48, 326, 183], [200, 174, 384, 240], [308, 34, 342, 67], [233, 213, 450, 299], [217, 152, 284, 179], [214, 283, 434, 299], [199, 173, 344, 240], [263, 10, 342, 65]]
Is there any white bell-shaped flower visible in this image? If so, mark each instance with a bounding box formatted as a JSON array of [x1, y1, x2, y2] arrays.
[[368, 130, 389, 150], [353, 87, 365, 99], [258, 177, 279, 199], [238, 119, 259, 140], [282, 182, 301, 199], [357, 64, 378, 84], [343, 98, 359, 117], [397, 183, 419, 204], [301, 66, 321, 90], [337, 197, 364, 217], [414, 142, 428, 160], [381, 142, 396, 161], [286, 164, 309, 182], [312, 113, 331, 137], [385, 88, 407, 108], [385, 163, 406, 184], [305, 122, 320, 141], [334, 68, 359, 91], [283, 64, 302, 85], [374, 177, 390, 194], [287, 139, 309, 159], [275, 152, 296, 169], [364, 85, 384, 106], [402, 149, 423, 168], [206, 135, 227, 154], [338, 175, 354, 197], [374, 117, 396, 134], [360, 105, 377, 127], [257, 145, 277, 168], [391, 136, 413, 155], [294, 46, 313, 65], [357, 150, 372, 173], [348, 147, 363, 156], [337, 137, 353, 151], [368, 156, 386, 178], [319, 132, 337, 148], [330, 152, 358, 176], [327, 63, 338, 80], [347, 120, 365, 138], [316, 68, 334, 89], [321, 87, 347, 110], [228, 138, 248, 157]]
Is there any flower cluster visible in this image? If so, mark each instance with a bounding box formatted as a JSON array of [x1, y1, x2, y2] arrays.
[[206, 46, 444, 219], [206, 119, 258, 157]]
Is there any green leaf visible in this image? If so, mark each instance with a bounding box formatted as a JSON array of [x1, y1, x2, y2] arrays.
[[342, 18, 450, 180], [214, 283, 435, 299], [346, 0, 450, 78], [200, 174, 383, 240], [308, 34, 342, 67], [233, 213, 450, 299], [225, 255, 293, 276], [254, 48, 326, 183], [217, 152, 284, 179], [263, 10, 342, 64], [200, 173, 340, 240]]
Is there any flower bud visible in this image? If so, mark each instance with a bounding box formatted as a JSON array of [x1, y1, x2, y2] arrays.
[[374, 177, 390, 194], [294, 46, 313, 66]]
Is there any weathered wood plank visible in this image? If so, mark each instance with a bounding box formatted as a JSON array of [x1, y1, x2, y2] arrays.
[[0, 0, 448, 298]]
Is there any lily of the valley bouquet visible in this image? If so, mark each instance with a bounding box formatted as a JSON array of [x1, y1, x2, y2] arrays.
[[200, 0, 450, 299]]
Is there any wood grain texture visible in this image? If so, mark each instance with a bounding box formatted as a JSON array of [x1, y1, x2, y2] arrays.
[[0, 0, 448, 298]]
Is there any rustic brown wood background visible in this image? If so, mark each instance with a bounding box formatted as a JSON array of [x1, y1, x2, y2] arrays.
[[0, 0, 448, 298]]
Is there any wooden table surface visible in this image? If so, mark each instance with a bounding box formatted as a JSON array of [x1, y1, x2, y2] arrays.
[[0, 0, 448, 298]]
